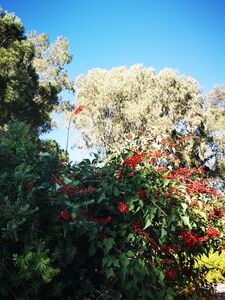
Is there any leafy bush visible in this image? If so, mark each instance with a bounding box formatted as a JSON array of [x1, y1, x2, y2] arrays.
[[0, 125, 224, 299], [196, 250, 225, 283], [0, 122, 78, 299]]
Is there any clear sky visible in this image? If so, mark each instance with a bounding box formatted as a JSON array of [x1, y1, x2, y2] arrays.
[[1, 0, 225, 160]]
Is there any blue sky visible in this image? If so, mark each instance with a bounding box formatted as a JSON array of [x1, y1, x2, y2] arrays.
[[1, 0, 225, 160]]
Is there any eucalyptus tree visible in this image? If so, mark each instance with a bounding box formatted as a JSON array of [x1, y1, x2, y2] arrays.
[[72, 65, 224, 179]]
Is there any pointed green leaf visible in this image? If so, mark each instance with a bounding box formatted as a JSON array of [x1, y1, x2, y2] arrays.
[[143, 218, 152, 230], [103, 237, 115, 253], [64, 177, 72, 184], [161, 228, 167, 239], [105, 267, 114, 279]]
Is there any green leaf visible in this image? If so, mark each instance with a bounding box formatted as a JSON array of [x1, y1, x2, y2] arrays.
[[163, 179, 171, 187], [158, 271, 164, 283], [171, 225, 176, 232], [199, 211, 207, 220], [129, 203, 135, 211], [127, 233, 135, 242], [181, 216, 190, 226], [181, 203, 188, 212], [113, 259, 120, 268], [119, 253, 130, 269], [106, 256, 114, 267], [103, 237, 115, 253], [143, 218, 152, 230], [133, 206, 140, 213], [102, 257, 108, 267], [64, 177, 72, 184], [105, 267, 114, 279], [98, 192, 106, 203], [55, 183, 62, 190], [165, 293, 175, 300], [127, 250, 135, 258], [113, 186, 120, 196], [144, 208, 157, 229], [161, 228, 167, 239]]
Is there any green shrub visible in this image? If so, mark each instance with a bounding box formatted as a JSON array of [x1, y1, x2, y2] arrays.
[[0, 122, 79, 299], [0, 125, 224, 299]]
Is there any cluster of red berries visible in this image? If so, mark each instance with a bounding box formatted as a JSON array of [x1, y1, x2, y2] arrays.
[[118, 202, 129, 214]]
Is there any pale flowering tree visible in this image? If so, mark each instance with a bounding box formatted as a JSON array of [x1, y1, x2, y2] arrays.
[[27, 31, 74, 125], [71, 65, 224, 178], [28, 31, 73, 91], [204, 86, 225, 176], [73, 65, 202, 151]]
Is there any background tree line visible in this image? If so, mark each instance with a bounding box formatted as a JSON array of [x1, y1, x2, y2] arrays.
[[0, 8, 224, 184]]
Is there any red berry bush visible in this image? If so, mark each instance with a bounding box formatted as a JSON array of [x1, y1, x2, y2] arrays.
[[0, 124, 224, 299]]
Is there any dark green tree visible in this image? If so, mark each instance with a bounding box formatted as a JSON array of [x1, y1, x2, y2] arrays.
[[0, 9, 72, 132]]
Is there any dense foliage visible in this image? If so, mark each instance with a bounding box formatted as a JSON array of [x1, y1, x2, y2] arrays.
[[0, 9, 72, 131], [1, 8, 224, 299], [1, 123, 224, 299], [196, 250, 225, 283]]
